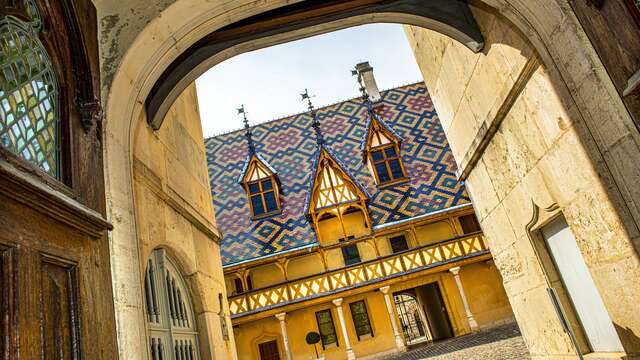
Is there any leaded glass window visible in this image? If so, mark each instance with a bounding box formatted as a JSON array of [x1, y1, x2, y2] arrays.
[[315, 309, 338, 348], [349, 300, 373, 340], [0, 16, 59, 178]]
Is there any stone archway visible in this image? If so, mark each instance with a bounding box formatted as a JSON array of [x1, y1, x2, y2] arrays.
[[99, 1, 640, 359]]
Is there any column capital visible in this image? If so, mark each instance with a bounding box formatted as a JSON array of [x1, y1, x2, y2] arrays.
[[332, 298, 344, 307], [275, 312, 286, 321], [449, 266, 461, 275], [379, 286, 390, 294]]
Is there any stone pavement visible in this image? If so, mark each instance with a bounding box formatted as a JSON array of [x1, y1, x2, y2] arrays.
[[387, 323, 530, 360]]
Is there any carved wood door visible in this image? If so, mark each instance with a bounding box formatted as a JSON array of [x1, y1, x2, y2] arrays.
[[0, 0, 116, 359]]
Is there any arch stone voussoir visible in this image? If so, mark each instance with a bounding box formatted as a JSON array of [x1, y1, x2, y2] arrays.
[[144, 0, 485, 129]]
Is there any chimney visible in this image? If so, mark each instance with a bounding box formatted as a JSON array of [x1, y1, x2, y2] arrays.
[[356, 61, 382, 105]]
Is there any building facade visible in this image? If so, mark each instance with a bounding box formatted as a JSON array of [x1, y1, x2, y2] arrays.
[[2, 0, 640, 359], [205, 70, 515, 359]]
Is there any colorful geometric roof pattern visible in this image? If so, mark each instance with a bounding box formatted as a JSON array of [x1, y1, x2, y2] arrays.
[[205, 82, 470, 265]]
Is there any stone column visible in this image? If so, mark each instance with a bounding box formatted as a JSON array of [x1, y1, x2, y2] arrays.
[[275, 312, 293, 360], [332, 298, 356, 360], [449, 266, 478, 331], [380, 286, 406, 351]]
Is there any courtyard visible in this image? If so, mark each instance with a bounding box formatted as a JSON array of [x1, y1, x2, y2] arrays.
[[389, 323, 530, 360]]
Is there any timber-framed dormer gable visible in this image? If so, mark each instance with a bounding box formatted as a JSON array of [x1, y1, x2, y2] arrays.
[[301, 88, 372, 243], [237, 105, 281, 219], [305, 146, 372, 242]]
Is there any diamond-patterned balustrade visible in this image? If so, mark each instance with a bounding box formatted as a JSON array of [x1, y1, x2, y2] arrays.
[[228, 233, 489, 317]]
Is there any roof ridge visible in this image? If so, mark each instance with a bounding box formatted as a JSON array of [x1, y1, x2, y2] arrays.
[[203, 80, 425, 141]]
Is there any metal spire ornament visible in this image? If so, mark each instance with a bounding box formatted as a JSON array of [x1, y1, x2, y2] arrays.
[[238, 104, 255, 154], [301, 89, 324, 146]]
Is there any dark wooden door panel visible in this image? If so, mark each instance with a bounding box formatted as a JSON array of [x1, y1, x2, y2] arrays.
[[0, 246, 16, 360], [40, 256, 81, 360], [259, 340, 280, 360]]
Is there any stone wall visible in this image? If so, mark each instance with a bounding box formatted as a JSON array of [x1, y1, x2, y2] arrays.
[[405, 4, 640, 359], [132, 83, 237, 359]]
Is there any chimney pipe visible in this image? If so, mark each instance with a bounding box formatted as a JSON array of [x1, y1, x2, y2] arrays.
[[356, 62, 382, 105]]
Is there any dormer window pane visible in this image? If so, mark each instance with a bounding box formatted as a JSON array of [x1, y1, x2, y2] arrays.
[[248, 182, 260, 194], [264, 192, 278, 212], [251, 195, 265, 215], [390, 160, 403, 178], [375, 163, 390, 182], [384, 147, 397, 157], [371, 150, 384, 162], [262, 179, 273, 191]]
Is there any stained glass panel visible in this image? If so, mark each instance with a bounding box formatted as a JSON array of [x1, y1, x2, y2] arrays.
[[0, 17, 59, 178]]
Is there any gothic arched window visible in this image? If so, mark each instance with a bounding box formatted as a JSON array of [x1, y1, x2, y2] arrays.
[[0, 11, 60, 178], [144, 249, 200, 360]]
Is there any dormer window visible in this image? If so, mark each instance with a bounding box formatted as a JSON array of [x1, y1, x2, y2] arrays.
[[241, 154, 281, 218], [363, 117, 407, 185], [306, 147, 371, 244]]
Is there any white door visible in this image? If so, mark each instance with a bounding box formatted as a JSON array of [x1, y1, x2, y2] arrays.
[[541, 216, 623, 353]]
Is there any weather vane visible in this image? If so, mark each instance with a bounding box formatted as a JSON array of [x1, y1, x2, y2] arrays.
[[238, 104, 255, 153], [301, 89, 324, 146], [301, 88, 317, 113]]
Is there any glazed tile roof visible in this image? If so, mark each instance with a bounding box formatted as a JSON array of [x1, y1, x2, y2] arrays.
[[205, 82, 470, 266]]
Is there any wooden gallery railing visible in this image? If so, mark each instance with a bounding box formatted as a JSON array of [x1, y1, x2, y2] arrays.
[[228, 232, 488, 317]]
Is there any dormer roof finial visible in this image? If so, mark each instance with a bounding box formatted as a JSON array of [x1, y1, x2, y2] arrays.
[[301, 88, 324, 146], [238, 104, 255, 154]]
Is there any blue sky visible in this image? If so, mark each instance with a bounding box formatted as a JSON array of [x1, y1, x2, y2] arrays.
[[195, 23, 423, 137]]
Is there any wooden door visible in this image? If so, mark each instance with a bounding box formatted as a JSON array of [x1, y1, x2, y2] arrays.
[[258, 340, 280, 360], [421, 282, 453, 341], [0, 0, 116, 359], [541, 216, 623, 352]]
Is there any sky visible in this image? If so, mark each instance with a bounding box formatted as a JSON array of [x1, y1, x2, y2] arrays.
[[195, 23, 424, 137]]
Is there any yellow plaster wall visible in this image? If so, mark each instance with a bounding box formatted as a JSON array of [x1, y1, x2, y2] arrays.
[[233, 291, 397, 360], [249, 263, 285, 288], [405, 4, 640, 357], [317, 210, 369, 245], [233, 262, 515, 359], [287, 253, 325, 280], [414, 221, 455, 246], [133, 83, 237, 359], [458, 262, 515, 328]]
